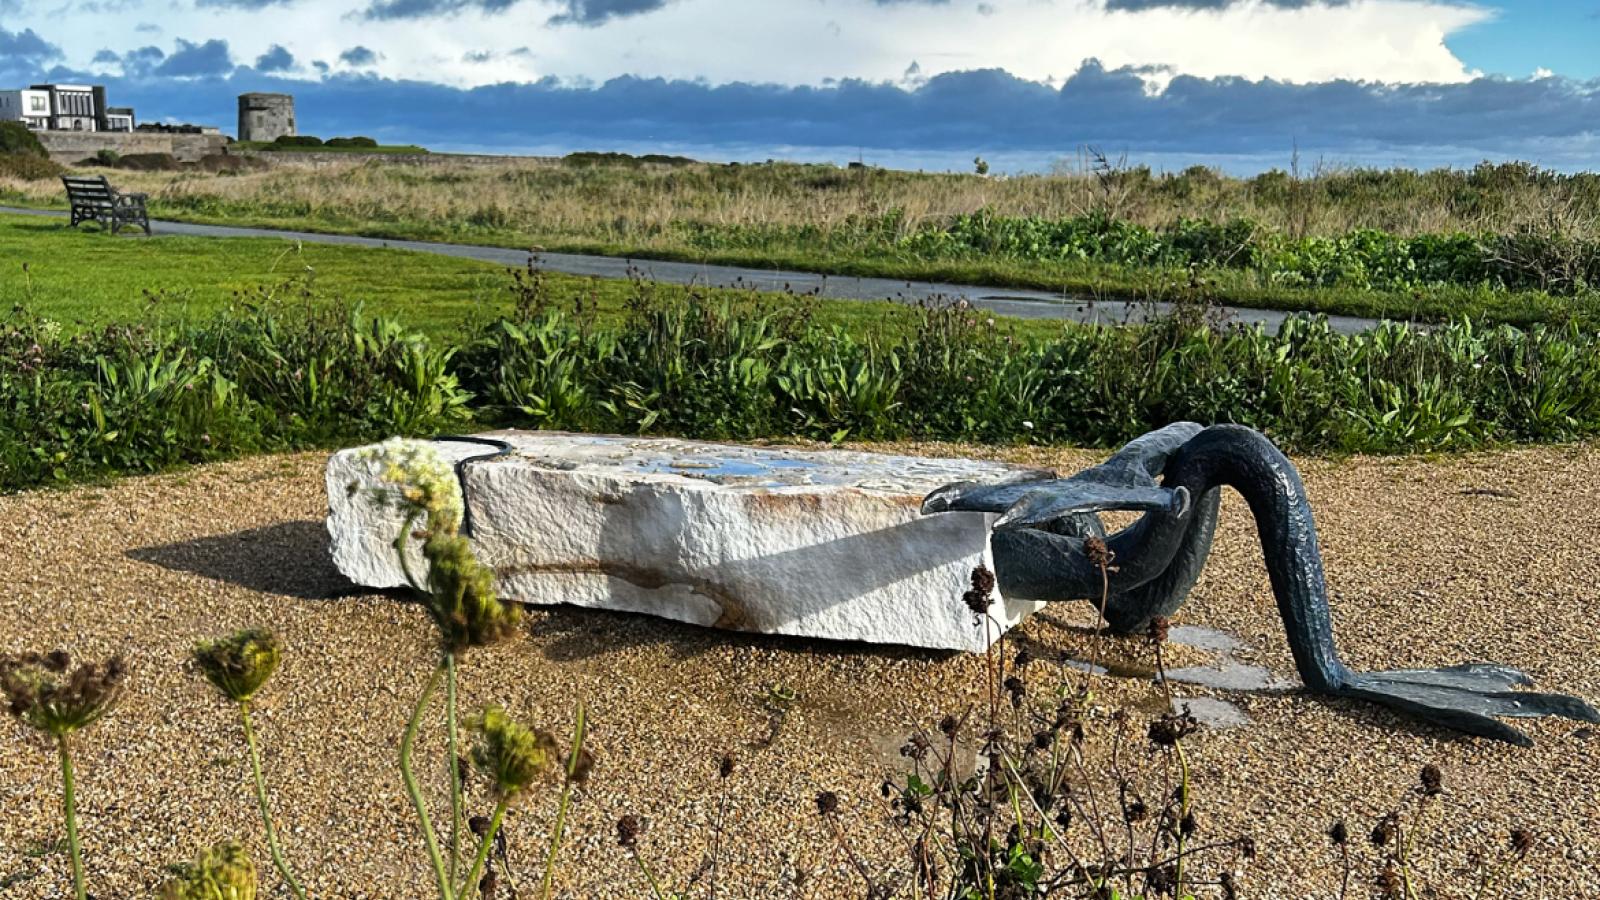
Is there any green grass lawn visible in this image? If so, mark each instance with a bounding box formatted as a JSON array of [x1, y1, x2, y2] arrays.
[[8, 197, 1590, 329], [0, 213, 1047, 339]]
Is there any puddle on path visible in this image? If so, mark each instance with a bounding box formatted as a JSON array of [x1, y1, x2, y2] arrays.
[[1060, 624, 1296, 729]]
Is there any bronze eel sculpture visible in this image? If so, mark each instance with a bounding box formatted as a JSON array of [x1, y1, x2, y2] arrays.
[[922, 422, 1600, 746]]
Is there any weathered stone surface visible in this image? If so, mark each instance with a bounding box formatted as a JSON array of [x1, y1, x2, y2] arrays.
[[326, 431, 1050, 652]]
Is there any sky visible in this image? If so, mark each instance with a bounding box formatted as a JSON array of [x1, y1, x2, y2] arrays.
[[1, 0, 1598, 173]]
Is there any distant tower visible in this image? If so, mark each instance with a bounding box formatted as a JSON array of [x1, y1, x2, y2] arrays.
[[238, 93, 295, 142]]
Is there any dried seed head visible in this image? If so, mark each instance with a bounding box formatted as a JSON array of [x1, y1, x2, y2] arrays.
[[1329, 820, 1349, 846], [1084, 537, 1115, 570], [1003, 676, 1026, 707], [1180, 811, 1199, 837], [567, 746, 596, 786], [363, 439, 520, 653], [1146, 864, 1177, 897], [1123, 800, 1149, 824], [421, 531, 522, 653], [469, 705, 557, 803], [193, 629, 281, 704], [1510, 828, 1534, 856], [1419, 764, 1443, 797], [1371, 812, 1398, 848], [1, 651, 128, 737], [1376, 864, 1403, 899], [159, 840, 257, 900], [938, 714, 960, 739], [1237, 835, 1257, 859], [1147, 710, 1198, 747], [718, 753, 735, 780], [1147, 616, 1171, 645], [616, 814, 642, 849], [815, 791, 840, 816], [962, 566, 996, 616]]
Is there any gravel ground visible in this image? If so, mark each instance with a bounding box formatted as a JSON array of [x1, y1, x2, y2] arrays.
[[1, 442, 1597, 899]]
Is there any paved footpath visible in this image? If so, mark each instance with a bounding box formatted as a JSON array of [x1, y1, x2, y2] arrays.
[[0, 206, 1382, 333]]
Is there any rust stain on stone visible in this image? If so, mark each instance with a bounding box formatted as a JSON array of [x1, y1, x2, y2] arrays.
[[499, 560, 751, 630]]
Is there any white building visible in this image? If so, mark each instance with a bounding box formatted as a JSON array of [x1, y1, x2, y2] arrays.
[[0, 85, 136, 132], [0, 89, 52, 130]]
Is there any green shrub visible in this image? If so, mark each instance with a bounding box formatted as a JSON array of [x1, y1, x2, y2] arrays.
[[116, 152, 180, 171], [0, 152, 63, 180], [325, 136, 379, 148], [0, 121, 46, 157], [271, 135, 323, 148], [94, 148, 121, 166], [8, 268, 1600, 494]]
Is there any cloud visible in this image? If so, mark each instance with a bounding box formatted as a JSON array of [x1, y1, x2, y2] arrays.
[[255, 44, 295, 72], [357, 0, 672, 22], [1104, 0, 1348, 9], [134, 22, 162, 33], [547, 0, 673, 25], [152, 38, 234, 78], [340, 45, 381, 66], [33, 60, 1591, 170], [360, 0, 516, 20], [196, 0, 295, 8], [0, 26, 62, 78]]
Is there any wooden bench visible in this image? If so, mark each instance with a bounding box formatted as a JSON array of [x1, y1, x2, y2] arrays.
[[62, 175, 151, 235]]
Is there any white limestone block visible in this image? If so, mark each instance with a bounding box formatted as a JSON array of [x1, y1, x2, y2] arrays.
[[325, 431, 1049, 652]]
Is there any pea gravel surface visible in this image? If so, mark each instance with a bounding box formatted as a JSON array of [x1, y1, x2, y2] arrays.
[[1, 442, 1597, 899]]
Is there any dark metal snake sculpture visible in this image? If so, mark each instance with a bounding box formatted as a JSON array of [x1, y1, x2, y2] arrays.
[[922, 422, 1600, 746]]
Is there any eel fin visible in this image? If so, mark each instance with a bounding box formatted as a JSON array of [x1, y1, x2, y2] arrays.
[[1340, 667, 1600, 747]]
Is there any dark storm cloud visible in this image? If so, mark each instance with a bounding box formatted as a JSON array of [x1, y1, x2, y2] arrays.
[[16, 43, 1600, 167], [340, 45, 380, 66], [1104, 0, 1348, 9], [358, 0, 671, 22], [195, 0, 294, 9], [0, 24, 60, 83], [0, 24, 61, 66], [151, 38, 233, 77], [548, 0, 672, 25], [360, 0, 516, 20], [255, 44, 295, 72]]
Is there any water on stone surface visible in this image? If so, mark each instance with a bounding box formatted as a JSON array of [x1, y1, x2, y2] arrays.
[[451, 430, 1044, 492], [1054, 624, 1293, 729]]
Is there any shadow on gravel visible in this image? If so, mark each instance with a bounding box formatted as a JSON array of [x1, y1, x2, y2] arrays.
[[127, 520, 352, 600], [527, 602, 958, 666]]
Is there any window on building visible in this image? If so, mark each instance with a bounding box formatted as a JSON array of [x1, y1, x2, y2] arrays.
[[30, 97, 46, 112]]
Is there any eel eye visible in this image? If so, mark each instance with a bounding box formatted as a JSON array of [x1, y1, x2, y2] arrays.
[[1169, 486, 1191, 519]]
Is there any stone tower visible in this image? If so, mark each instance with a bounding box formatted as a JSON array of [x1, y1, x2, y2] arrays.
[[238, 93, 295, 142]]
